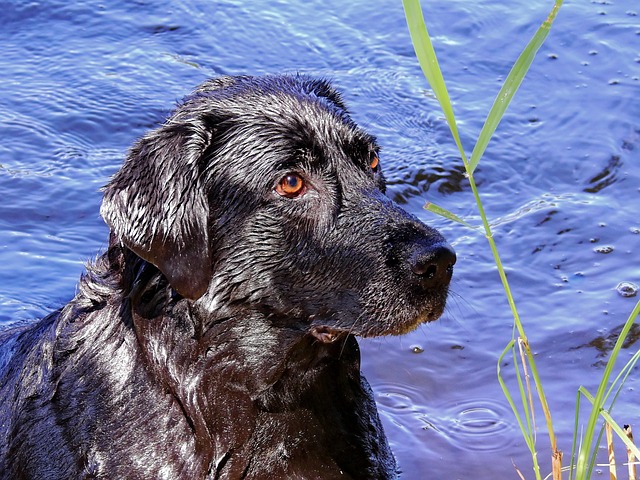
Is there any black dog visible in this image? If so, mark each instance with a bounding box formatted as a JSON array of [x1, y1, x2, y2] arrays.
[[0, 75, 455, 479]]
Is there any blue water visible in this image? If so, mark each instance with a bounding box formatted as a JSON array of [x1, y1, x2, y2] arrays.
[[1, 0, 638, 477]]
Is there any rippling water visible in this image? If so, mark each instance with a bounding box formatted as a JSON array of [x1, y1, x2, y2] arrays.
[[1, 0, 638, 478]]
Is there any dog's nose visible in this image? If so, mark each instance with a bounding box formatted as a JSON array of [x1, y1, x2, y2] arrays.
[[409, 242, 456, 285]]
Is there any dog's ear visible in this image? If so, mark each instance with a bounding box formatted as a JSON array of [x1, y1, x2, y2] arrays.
[[101, 119, 213, 300]]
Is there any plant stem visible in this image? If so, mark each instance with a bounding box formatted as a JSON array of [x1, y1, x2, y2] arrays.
[[462, 140, 558, 455]]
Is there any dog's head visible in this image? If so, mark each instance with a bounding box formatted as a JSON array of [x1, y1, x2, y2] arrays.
[[101, 75, 455, 339]]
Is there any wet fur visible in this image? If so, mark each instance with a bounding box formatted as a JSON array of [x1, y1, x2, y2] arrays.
[[0, 75, 454, 479]]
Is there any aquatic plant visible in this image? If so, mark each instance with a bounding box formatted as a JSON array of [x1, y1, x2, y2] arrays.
[[401, 0, 640, 478]]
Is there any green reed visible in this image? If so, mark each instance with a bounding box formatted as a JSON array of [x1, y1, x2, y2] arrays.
[[401, 1, 640, 478]]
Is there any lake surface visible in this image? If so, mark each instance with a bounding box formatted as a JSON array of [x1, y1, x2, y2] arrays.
[[1, 0, 638, 477]]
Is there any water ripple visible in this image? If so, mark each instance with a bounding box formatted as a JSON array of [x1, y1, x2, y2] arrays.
[[439, 398, 516, 452], [375, 383, 516, 453]]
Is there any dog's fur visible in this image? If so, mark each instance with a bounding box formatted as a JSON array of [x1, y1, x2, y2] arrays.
[[0, 75, 455, 479]]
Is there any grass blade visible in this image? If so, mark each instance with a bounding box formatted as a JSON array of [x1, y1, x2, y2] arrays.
[[497, 341, 542, 479], [600, 410, 640, 461], [497, 341, 532, 449], [604, 348, 640, 407], [568, 390, 582, 480], [468, 0, 564, 173], [401, 0, 468, 165], [578, 386, 640, 461], [423, 201, 477, 229]]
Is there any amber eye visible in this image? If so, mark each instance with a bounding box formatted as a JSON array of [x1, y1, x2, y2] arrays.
[[370, 154, 379, 170], [276, 173, 306, 198]]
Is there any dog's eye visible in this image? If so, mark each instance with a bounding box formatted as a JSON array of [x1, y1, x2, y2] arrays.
[[276, 173, 306, 198], [370, 154, 379, 171]]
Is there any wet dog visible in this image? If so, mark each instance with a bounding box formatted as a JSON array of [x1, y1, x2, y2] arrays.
[[0, 75, 455, 479]]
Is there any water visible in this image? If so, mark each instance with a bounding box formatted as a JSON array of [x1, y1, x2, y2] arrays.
[[0, 0, 638, 477]]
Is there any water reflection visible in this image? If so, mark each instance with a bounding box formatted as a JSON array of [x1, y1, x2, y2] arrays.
[[572, 323, 640, 365], [584, 154, 622, 194], [389, 163, 468, 205]]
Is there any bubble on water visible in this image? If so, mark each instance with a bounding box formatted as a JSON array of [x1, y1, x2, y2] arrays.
[[630, 227, 640, 234], [594, 245, 614, 254], [411, 345, 424, 354], [617, 282, 638, 298]]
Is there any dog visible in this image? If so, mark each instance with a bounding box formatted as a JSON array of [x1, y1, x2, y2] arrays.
[[0, 75, 455, 479]]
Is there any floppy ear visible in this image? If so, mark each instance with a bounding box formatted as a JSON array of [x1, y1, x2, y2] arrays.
[[101, 119, 213, 300]]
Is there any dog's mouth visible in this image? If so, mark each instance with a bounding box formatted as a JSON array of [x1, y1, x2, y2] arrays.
[[310, 325, 347, 344], [308, 296, 447, 343]]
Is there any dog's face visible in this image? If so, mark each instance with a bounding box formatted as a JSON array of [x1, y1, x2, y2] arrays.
[[101, 75, 454, 339]]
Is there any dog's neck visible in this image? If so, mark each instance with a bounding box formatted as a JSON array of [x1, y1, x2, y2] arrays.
[[56, 245, 397, 477]]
